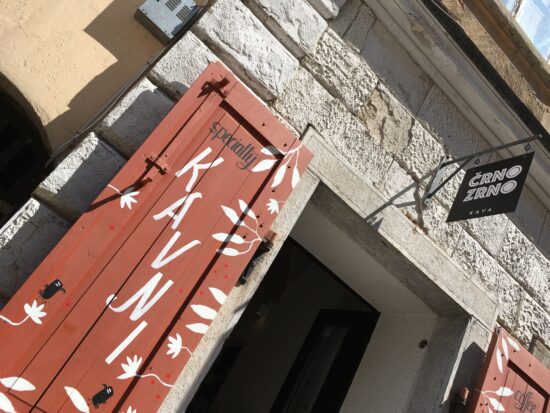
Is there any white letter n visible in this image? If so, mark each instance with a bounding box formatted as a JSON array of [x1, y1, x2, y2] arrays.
[[108, 272, 173, 321]]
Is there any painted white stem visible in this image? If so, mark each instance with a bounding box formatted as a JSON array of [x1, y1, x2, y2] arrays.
[[137, 373, 173, 388], [108, 184, 121, 194], [181, 346, 192, 356], [0, 314, 30, 326]]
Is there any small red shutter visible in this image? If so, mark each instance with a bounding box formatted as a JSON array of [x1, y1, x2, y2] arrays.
[[469, 328, 550, 413], [0, 62, 312, 412]]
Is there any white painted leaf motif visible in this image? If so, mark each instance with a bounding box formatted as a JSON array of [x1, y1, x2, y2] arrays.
[[186, 323, 209, 334], [495, 387, 514, 397], [0, 393, 15, 413], [487, 408, 494, 413], [0, 376, 35, 391], [271, 163, 287, 188], [65, 386, 90, 413], [209, 288, 227, 305], [501, 336, 509, 360], [488, 397, 505, 411], [221, 206, 241, 225], [496, 348, 503, 373], [212, 233, 245, 244], [507, 336, 520, 351], [191, 304, 217, 320], [291, 166, 300, 189], [238, 200, 256, 220], [251, 159, 276, 172], [217, 247, 240, 256], [261, 146, 280, 156]]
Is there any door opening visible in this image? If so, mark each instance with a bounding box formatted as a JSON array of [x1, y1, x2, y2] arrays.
[[187, 238, 379, 413]]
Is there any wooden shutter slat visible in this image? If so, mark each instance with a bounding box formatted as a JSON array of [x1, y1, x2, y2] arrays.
[[0, 63, 313, 413], [0, 85, 226, 380], [469, 328, 550, 413], [15, 109, 240, 406], [119, 139, 312, 412], [41, 119, 285, 411]]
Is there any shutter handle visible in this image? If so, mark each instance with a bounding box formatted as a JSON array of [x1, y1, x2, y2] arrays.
[[142, 152, 171, 182]]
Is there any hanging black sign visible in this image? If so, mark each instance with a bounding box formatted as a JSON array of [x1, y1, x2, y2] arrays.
[[447, 152, 534, 222]]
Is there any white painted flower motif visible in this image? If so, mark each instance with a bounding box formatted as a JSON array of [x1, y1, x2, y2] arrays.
[[167, 334, 183, 359], [117, 354, 173, 387], [24, 301, 46, 325], [215, 201, 262, 256], [123, 406, 136, 413], [166, 333, 192, 359], [118, 355, 142, 380], [0, 377, 35, 391], [266, 199, 279, 215], [0, 376, 36, 413], [120, 187, 140, 210], [65, 386, 90, 413], [0, 393, 15, 413]]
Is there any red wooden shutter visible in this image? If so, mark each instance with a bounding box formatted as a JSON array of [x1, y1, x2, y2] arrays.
[[470, 328, 550, 413], [0, 62, 312, 413]]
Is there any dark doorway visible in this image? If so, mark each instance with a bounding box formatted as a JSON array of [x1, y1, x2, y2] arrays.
[[0, 91, 49, 226], [187, 238, 379, 413]]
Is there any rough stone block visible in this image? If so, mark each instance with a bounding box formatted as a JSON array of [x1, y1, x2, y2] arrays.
[[539, 213, 550, 258], [422, 199, 462, 256], [149, 32, 219, 100], [193, 0, 298, 100], [336, 2, 376, 52], [514, 293, 550, 345], [330, 0, 360, 36], [0, 199, 70, 298], [509, 186, 546, 244], [34, 134, 125, 221], [377, 161, 419, 223], [307, 0, 347, 19], [361, 20, 433, 114], [399, 121, 445, 182], [97, 78, 174, 157], [416, 85, 489, 159], [497, 223, 550, 309], [304, 29, 377, 115], [452, 231, 522, 327], [462, 214, 509, 256], [274, 68, 392, 185], [244, 0, 327, 57], [358, 84, 413, 153], [433, 167, 465, 211]]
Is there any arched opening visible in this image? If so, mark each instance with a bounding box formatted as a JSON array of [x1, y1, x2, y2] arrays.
[[0, 89, 50, 226]]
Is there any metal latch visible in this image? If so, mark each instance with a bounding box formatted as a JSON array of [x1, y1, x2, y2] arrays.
[[202, 75, 231, 97], [238, 230, 276, 285], [146, 152, 171, 174]]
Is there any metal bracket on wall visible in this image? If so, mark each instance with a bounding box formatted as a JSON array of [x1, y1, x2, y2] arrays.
[[421, 134, 543, 208]]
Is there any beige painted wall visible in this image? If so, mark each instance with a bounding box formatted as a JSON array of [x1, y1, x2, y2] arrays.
[[0, 0, 163, 151]]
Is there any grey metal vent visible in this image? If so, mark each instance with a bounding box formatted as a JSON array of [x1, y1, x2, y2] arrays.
[[136, 0, 201, 44], [166, 0, 182, 11]]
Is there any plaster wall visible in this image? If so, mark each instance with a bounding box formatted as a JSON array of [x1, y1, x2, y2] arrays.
[[0, 0, 162, 151]]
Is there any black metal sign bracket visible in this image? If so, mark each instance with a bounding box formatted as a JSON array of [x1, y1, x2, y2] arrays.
[[421, 134, 542, 208]]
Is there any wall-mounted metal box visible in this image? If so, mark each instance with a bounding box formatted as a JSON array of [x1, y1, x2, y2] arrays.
[[136, 0, 201, 44]]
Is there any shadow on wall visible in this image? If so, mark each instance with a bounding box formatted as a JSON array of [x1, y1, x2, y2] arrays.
[[45, 0, 163, 151], [0, 200, 70, 304]]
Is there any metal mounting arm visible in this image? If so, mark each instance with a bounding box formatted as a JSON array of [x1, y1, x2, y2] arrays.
[[421, 134, 542, 208]]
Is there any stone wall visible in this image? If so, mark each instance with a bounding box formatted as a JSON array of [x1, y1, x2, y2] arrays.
[[0, 0, 548, 407]]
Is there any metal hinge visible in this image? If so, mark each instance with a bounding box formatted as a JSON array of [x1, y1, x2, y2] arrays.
[[203, 74, 231, 97], [146, 152, 171, 174], [238, 230, 276, 285]]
